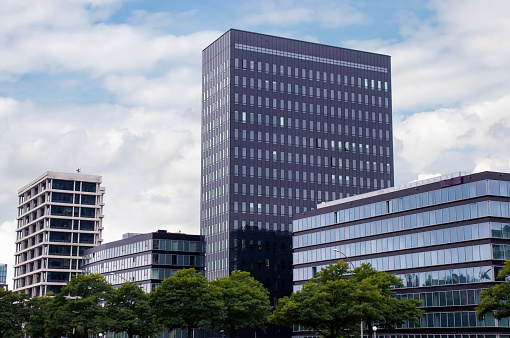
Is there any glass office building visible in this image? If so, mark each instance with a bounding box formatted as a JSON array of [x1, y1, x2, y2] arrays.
[[201, 29, 394, 311], [82, 230, 205, 292], [14, 171, 105, 297], [293, 171, 510, 337], [0, 263, 7, 290]]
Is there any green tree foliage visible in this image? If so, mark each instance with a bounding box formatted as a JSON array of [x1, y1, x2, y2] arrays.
[[25, 295, 54, 338], [211, 270, 271, 338], [477, 261, 510, 320], [108, 282, 163, 338], [0, 289, 29, 338], [270, 261, 423, 338], [60, 273, 114, 337], [150, 268, 224, 338]]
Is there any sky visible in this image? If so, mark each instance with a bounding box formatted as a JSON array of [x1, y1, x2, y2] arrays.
[[1, 0, 510, 288]]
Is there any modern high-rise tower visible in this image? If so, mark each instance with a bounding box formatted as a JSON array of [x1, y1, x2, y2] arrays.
[[201, 29, 393, 305], [14, 171, 105, 297]]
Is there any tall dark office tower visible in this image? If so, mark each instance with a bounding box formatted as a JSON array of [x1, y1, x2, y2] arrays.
[[201, 29, 393, 306]]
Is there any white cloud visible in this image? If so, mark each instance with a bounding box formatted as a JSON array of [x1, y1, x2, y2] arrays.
[[238, 0, 368, 28], [394, 94, 510, 183], [343, 0, 510, 113], [0, 26, 219, 76], [339, 0, 510, 184], [103, 67, 202, 109], [0, 0, 220, 77], [0, 221, 17, 289]]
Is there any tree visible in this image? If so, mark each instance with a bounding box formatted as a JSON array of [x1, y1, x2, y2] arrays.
[[350, 263, 423, 337], [25, 293, 73, 338], [270, 261, 423, 338], [211, 270, 271, 338], [150, 268, 224, 338], [25, 295, 54, 338], [60, 273, 114, 337], [477, 260, 510, 320], [0, 289, 29, 338], [108, 282, 163, 338]]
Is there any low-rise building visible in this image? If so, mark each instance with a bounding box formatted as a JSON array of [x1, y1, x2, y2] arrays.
[[82, 230, 205, 292], [293, 171, 510, 337]]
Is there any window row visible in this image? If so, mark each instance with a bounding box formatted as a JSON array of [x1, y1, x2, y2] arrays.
[[400, 311, 507, 329], [233, 150, 390, 169], [233, 93, 389, 109], [84, 239, 151, 263], [49, 219, 95, 231], [295, 222, 494, 253], [50, 205, 97, 218], [47, 245, 90, 257], [152, 239, 204, 252], [294, 265, 494, 291], [233, 76, 387, 99], [233, 109, 389, 127], [293, 243, 494, 275], [397, 289, 481, 308], [86, 254, 151, 274], [103, 267, 151, 285], [233, 165, 390, 185], [52, 180, 97, 193], [232, 182, 374, 200], [234, 133, 389, 150], [294, 202, 494, 249], [234, 43, 388, 74], [231, 220, 288, 233], [151, 253, 203, 267], [51, 192, 96, 205], [48, 232, 95, 244], [203, 58, 228, 85], [294, 179, 510, 232]]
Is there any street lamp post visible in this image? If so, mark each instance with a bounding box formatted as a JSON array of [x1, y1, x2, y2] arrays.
[[333, 249, 355, 269], [332, 249, 363, 338], [372, 326, 377, 338]]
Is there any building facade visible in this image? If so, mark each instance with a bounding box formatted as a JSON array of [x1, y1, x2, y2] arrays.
[[13, 171, 105, 296], [0, 263, 7, 290], [82, 230, 205, 293], [293, 171, 510, 337], [201, 29, 394, 308]]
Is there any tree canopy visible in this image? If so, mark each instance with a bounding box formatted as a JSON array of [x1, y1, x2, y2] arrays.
[[108, 281, 163, 338], [59, 273, 114, 337], [477, 260, 510, 320], [211, 270, 271, 338], [0, 289, 29, 338], [270, 261, 423, 338], [150, 268, 224, 338]]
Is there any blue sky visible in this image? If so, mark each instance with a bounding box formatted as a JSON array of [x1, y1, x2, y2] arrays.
[[1, 0, 510, 287]]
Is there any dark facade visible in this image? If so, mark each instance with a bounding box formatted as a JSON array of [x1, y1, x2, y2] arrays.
[[201, 28, 393, 288], [201, 30, 393, 336], [82, 230, 205, 292], [293, 171, 510, 337]]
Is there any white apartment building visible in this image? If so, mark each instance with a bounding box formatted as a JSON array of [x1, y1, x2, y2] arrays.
[[14, 171, 104, 296]]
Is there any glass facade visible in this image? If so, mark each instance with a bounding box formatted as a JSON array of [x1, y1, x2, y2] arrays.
[[201, 30, 394, 316], [0, 263, 6, 290], [293, 171, 510, 337], [82, 231, 205, 293], [13, 172, 104, 297]]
